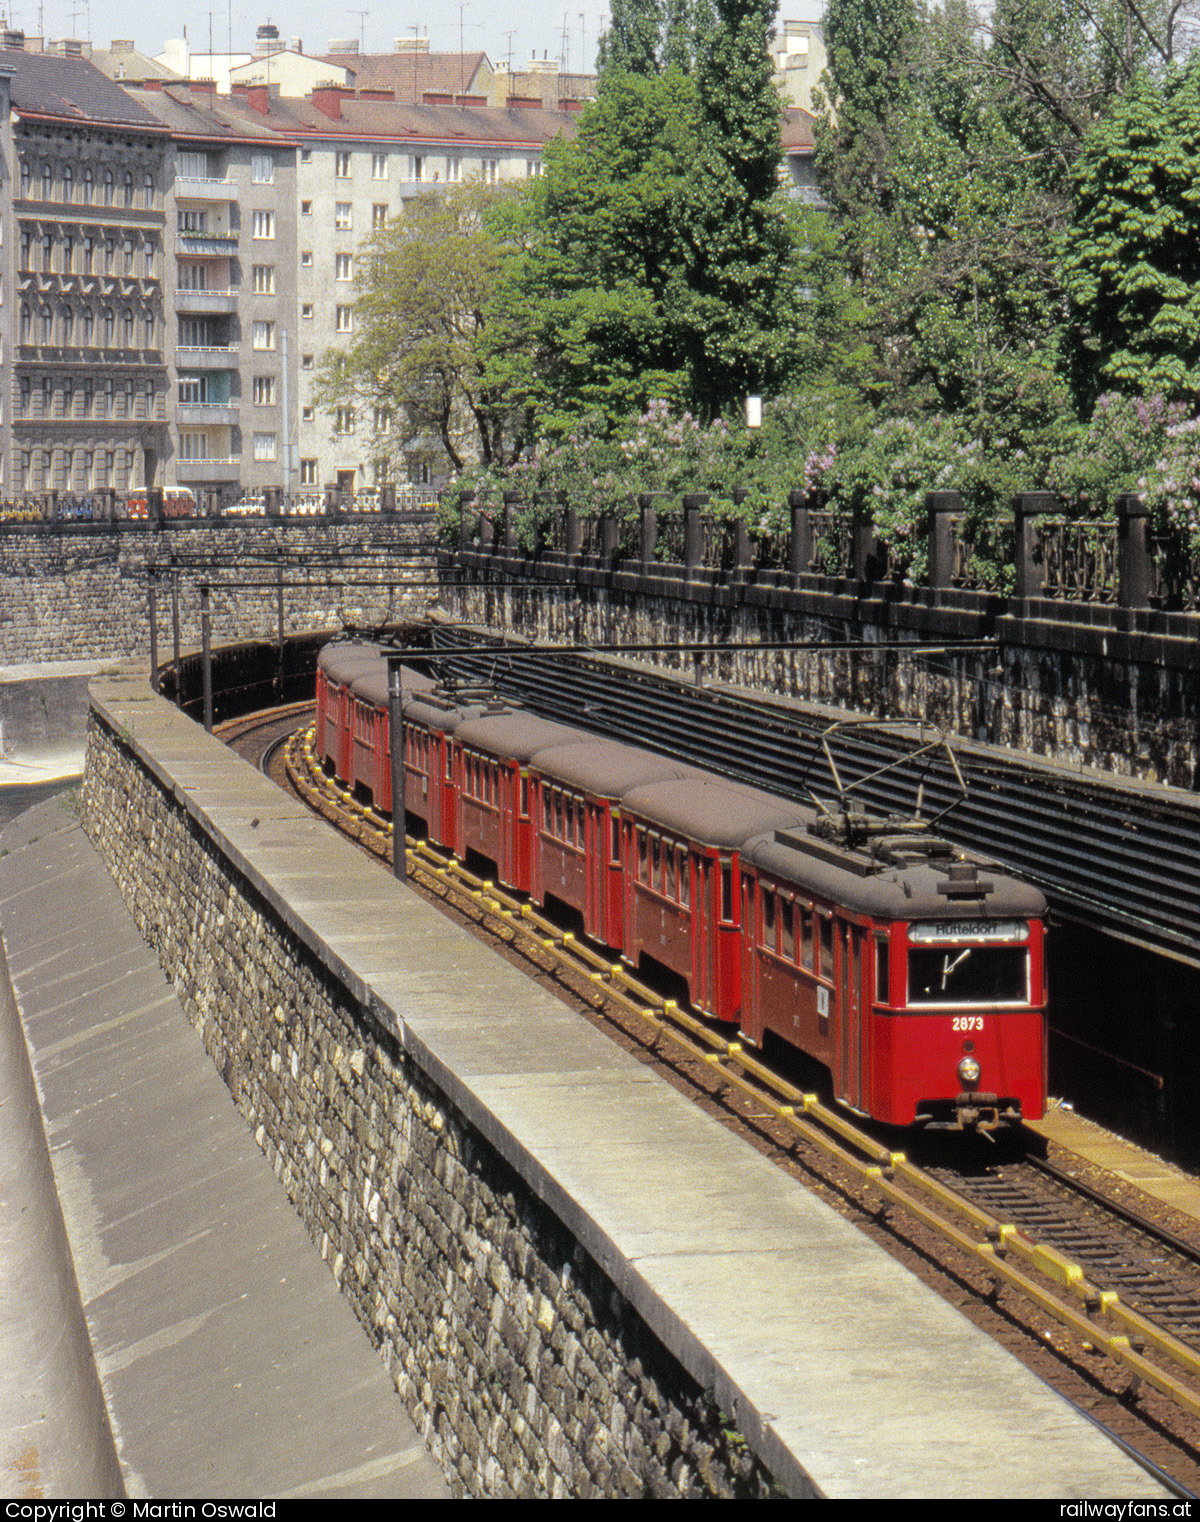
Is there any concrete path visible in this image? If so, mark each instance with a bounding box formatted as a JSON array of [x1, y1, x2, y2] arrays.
[[0, 796, 447, 1499]]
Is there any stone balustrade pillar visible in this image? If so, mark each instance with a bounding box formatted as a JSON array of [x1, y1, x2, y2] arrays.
[[926, 490, 963, 591], [1014, 491, 1055, 601], [1116, 493, 1152, 610]]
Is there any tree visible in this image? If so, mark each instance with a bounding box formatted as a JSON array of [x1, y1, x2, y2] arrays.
[[314, 183, 525, 474], [1064, 64, 1200, 407]]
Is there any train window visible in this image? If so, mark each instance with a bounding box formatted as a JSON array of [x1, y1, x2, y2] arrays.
[[680, 854, 690, 908], [876, 938, 890, 1004], [781, 899, 794, 960], [520, 774, 529, 818], [446, 744, 453, 782], [555, 790, 564, 839], [610, 811, 621, 865], [762, 888, 776, 948], [908, 947, 1028, 1007], [638, 828, 647, 881], [720, 861, 734, 924], [577, 798, 586, 849], [543, 788, 552, 830], [818, 913, 833, 976], [651, 835, 661, 893]]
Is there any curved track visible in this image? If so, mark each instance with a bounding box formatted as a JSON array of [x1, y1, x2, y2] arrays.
[[226, 705, 1200, 1496]]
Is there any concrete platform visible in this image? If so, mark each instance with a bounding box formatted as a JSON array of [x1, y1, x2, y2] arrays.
[[0, 797, 447, 1500], [1031, 1102, 1200, 1228], [72, 668, 1168, 1499]]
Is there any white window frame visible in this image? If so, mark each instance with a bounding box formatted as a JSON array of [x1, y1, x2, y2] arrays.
[[252, 210, 275, 240], [336, 305, 354, 333], [252, 321, 275, 350]]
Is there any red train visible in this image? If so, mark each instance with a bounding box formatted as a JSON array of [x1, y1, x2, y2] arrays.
[[315, 641, 1048, 1128]]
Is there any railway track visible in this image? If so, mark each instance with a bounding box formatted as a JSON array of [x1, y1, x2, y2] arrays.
[[222, 706, 1200, 1494]]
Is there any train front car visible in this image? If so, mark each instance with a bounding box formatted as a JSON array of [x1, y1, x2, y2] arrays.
[[741, 826, 1047, 1129]]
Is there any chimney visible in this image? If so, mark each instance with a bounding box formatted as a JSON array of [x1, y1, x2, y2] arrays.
[[359, 87, 394, 101], [290, 38, 302, 53], [328, 37, 358, 53], [3, 29, 26, 48], [310, 83, 343, 119], [422, 91, 452, 104], [395, 37, 429, 52], [140, 76, 164, 90], [191, 77, 216, 94], [232, 80, 271, 114]]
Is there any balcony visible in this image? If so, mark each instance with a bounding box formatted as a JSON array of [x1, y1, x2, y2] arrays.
[[174, 288, 237, 315], [175, 177, 238, 203], [175, 344, 238, 370], [175, 457, 240, 483], [177, 402, 239, 426], [176, 232, 239, 257]]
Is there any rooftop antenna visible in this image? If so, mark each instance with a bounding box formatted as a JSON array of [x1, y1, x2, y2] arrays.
[[459, 2, 466, 105], [503, 27, 514, 75], [351, 9, 368, 53], [410, 23, 419, 104], [579, 11, 585, 74], [560, 10, 569, 71]]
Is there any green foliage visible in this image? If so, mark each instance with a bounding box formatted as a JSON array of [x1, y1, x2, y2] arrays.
[[314, 182, 525, 475], [1064, 65, 1200, 410], [1047, 392, 1185, 511]]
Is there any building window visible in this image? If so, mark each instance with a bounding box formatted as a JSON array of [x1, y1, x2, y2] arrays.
[[300, 458, 317, 485], [144, 172, 155, 208], [145, 239, 155, 276], [302, 405, 315, 421], [301, 354, 314, 369], [103, 378, 113, 416], [253, 321, 275, 350], [301, 303, 313, 319], [103, 168, 114, 205], [81, 307, 94, 344], [253, 376, 275, 405], [178, 377, 204, 403], [123, 238, 134, 273], [482, 158, 498, 184], [409, 155, 424, 182], [19, 377, 29, 413], [83, 378, 93, 414], [335, 407, 354, 434], [373, 407, 392, 433], [251, 153, 274, 184], [178, 150, 210, 179], [82, 236, 94, 273], [123, 308, 134, 345], [253, 432, 276, 461], [372, 153, 388, 179], [372, 203, 387, 229], [300, 250, 313, 266], [40, 304, 52, 342], [335, 253, 352, 281], [123, 379, 135, 417], [81, 167, 93, 203], [42, 234, 53, 272], [42, 163, 52, 199], [123, 171, 134, 207], [62, 306, 73, 344], [19, 231, 29, 270], [300, 148, 312, 164], [180, 432, 208, 461], [20, 161, 29, 197], [526, 159, 542, 177], [252, 265, 276, 294], [336, 151, 352, 178], [178, 209, 208, 233], [335, 202, 352, 230], [62, 165, 73, 203], [41, 377, 52, 415], [253, 210, 275, 239], [20, 305, 30, 342], [336, 305, 353, 332], [145, 380, 156, 417], [145, 312, 155, 347], [301, 199, 312, 215]]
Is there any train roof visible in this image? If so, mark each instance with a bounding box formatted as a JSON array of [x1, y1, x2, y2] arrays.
[[403, 692, 505, 733], [318, 641, 387, 685], [353, 666, 436, 709], [531, 739, 699, 799], [620, 778, 811, 850], [742, 829, 1048, 922], [454, 712, 590, 765]]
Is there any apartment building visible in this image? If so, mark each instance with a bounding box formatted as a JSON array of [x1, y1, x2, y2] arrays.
[[1, 40, 172, 496], [137, 83, 299, 502]]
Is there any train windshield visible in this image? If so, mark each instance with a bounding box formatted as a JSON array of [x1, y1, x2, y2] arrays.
[[907, 946, 1029, 1006]]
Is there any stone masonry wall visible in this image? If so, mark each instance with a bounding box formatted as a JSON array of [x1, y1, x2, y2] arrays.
[[79, 714, 777, 1500], [445, 560, 1200, 788], [0, 519, 434, 665]]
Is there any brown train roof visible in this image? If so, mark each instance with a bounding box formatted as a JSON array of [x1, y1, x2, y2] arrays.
[[318, 640, 386, 684], [354, 666, 436, 707], [532, 739, 698, 799], [743, 832, 1048, 923], [621, 779, 810, 850], [455, 713, 586, 764]]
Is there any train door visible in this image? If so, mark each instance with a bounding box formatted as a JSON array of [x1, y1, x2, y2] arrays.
[[586, 801, 604, 938], [836, 920, 867, 1111], [693, 854, 713, 1014], [499, 765, 516, 886]]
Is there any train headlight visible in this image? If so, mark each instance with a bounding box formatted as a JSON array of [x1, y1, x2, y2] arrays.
[[957, 1056, 981, 1089]]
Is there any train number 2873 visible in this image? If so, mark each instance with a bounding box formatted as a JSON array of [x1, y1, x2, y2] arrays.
[[952, 1016, 985, 1032]]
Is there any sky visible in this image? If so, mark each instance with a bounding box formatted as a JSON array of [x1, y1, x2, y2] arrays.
[[6, 0, 616, 75]]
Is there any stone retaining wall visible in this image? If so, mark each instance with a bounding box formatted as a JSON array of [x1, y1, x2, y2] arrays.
[[443, 551, 1200, 788], [79, 711, 776, 1499], [0, 519, 434, 665]]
